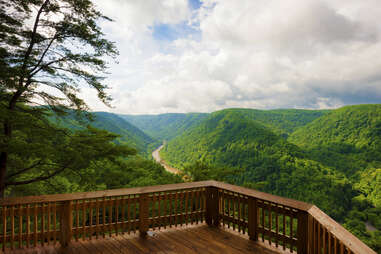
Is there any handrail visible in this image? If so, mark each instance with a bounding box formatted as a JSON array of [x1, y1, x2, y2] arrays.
[[0, 181, 216, 206], [0, 181, 376, 254]]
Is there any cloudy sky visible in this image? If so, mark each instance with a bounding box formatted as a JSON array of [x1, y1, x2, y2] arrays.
[[87, 0, 381, 114]]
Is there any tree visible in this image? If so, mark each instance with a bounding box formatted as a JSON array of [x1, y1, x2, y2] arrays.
[[0, 0, 118, 196]]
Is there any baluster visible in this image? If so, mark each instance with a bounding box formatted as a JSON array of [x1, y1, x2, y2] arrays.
[[121, 197, 126, 234], [195, 190, 199, 225], [238, 195, 241, 233], [221, 191, 225, 227], [226, 193, 232, 228], [269, 203, 272, 245], [46, 202, 52, 245], [108, 199, 113, 237], [11, 205, 14, 250], [152, 194, 157, 230], [133, 195, 137, 234], [75, 200, 79, 241], [262, 204, 265, 242], [199, 190, 203, 223], [323, 227, 326, 254], [185, 191, 189, 226], [83, 200, 87, 240], [41, 204, 45, 247], [47, 203, 51, 245], [157, 193, 161, 230], [2, 206, 6, 251], [290, 215, 293, 252], [115, 198, 119, 236], [18, 204, 22, 248], [89, 200, 93, 240], [233, 195, 236, 231], [318, 223, 322, 254], [127, 195, 131, 234], [275, 205, 279, 247], [283, 211, 286, 250], [334, 236, 337, 254], [102, 197, 106, 238], [33, 204, 37, 247], [190, 190, 194, 225], [53, 203, 56, 245], [169, 192, 173, 227], [26, 204, 30, 248], [96, 199, 100, 239], [327, 231, 332, 254], [179, 192, 184, 226], [175, 191, 179, 227]]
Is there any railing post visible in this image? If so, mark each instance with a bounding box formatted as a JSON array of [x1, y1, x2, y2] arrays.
[[248, 198, 258, 241], [139, 193, 149, 237], [205, 187, 219, 227], [297, 210, 309, 254], [60, 201, 72, 247]]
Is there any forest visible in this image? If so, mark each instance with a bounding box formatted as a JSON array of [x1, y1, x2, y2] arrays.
[[158, 105, 381, 252]]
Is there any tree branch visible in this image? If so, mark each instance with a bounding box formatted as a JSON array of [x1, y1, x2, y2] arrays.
[[5, 163, 70, 186], [29, 32, 58, 75], [6, 160, 43, 178]]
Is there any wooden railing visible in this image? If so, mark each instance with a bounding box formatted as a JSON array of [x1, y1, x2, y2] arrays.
[[0, 181, 376, 254]]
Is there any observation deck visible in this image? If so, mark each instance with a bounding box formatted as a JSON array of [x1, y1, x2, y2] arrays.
[[0, 181, 376, 254]]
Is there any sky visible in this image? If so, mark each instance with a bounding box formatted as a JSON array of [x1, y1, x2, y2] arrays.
[[86, 0, 381, 114]]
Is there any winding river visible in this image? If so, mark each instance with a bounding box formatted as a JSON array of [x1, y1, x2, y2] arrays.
[[152, 144, 181, 175]]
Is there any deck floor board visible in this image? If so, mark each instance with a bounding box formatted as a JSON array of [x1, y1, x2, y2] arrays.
[[3, 224, 285, 254]]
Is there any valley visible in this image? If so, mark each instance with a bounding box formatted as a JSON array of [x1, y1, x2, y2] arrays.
[[4, 104, 380, 252]]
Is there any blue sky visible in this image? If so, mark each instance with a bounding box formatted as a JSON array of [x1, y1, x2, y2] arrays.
[[152, 0, 201, 43]]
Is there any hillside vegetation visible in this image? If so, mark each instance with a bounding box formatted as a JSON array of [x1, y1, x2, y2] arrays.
[[120, 113, 208, 141], [289, 104, 381, 176], [8, 107, 181, 197], [53, 111, 156, 155], [160, 105, 381, 252]]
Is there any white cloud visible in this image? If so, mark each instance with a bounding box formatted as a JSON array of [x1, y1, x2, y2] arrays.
[[87, 0, 381, 114]]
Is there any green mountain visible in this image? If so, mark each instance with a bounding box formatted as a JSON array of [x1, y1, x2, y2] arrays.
[[160, 105, 381, 251], [216, 108, 329, 137], [160, 109, 352, 219], [119, 113, 208, 141], [53, 111, 155, 155], [289, 104, 381, 175]]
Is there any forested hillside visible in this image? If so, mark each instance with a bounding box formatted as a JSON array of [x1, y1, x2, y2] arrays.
[[6, 107, 181, 197], [215, 108, 329, 137], [120, 113, 208, 140], [52, 111, 156, 155], [289, 104, 381, 176], [160, 105, 381, 251]]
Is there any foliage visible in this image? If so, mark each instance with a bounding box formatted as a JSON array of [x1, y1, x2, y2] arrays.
[[0, 0, 117, 195], [289, 104, 381, 176], [52, 111, 156, 156], [120, 113, 208, 141], [1, 106, 137, 196], [161, 105, 381, 252]]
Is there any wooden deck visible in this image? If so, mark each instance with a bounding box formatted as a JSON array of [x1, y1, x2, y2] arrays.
[[5, 224, 283, 254]]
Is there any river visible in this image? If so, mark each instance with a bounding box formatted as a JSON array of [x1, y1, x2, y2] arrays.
[[152, 144, 181, 175]]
